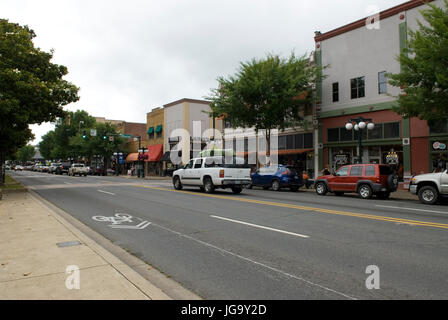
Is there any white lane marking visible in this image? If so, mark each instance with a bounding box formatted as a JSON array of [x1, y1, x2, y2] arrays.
[[376, 205, 448, 215], [109, 221, 151, 229], [151, 222, 355, 300], [97, 190, 115, 195], [210, 215, 309, 238]]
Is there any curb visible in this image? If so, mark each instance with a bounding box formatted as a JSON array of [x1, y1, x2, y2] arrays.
[[299, 186, 418, 201], [28, 191, 200, 300]]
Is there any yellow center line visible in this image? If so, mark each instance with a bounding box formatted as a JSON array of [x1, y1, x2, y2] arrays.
[[132, 184, 448, 230]]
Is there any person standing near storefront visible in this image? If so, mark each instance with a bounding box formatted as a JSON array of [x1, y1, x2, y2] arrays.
[[321, 165, 331, 176]]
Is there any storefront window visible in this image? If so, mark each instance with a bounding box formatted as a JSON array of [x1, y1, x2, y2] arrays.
[[304, 133, 313, 148], [286, 135, 294, 149], [339, 128, 353, 141], [383, 122, 400, 139], [429, 119, 448, 135], [278, 136, 286, 150], [295, 134, 304, 148], [328, 128, 339, 142], [368, 125, 382, 140], [354, 129, 367, 141]]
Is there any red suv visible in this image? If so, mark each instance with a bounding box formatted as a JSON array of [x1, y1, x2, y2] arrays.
[[314, 164, 398, 199]]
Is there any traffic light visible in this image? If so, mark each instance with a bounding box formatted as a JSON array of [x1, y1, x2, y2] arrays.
[[103, 134, 107, 140], [82, 131, 87, 139]]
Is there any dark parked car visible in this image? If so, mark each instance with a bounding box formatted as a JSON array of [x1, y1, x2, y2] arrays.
[[249, 165, 304, 191], [93, 166, 106, 176], [55, 162, 71, 175], [314, 164, 398, 199]]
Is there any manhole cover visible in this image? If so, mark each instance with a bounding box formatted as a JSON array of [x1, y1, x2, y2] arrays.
[[57, 241, 82, 248]]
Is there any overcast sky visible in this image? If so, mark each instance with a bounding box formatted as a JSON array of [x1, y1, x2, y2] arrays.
[[1, 0, 405, 144]]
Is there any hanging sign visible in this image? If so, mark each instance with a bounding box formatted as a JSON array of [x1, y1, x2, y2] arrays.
[[433, 141, 447, 150]]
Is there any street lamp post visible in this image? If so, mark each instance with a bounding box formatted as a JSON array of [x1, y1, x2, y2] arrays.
[[345, 117, 375, 164]]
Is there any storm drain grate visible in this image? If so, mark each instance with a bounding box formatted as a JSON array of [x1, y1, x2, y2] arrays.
[[57, 241, 82, 248]]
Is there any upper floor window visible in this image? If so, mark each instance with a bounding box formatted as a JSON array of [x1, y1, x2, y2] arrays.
[[378, 71, 387, 94], [350, 76, 365, 99], [332, 82, 339, 102], [429, 119, 448, 135]]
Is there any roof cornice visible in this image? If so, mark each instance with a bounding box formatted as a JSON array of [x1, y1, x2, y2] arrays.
[[314, 0, 434, 42]]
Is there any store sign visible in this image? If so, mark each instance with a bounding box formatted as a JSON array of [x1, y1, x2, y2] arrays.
[[386, 152, 399, 165], [334, 154, 350, 166], [433, 141, 447, 150]]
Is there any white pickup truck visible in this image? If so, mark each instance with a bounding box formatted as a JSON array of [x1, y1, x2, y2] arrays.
[[409, 170, 448, 204], [172, 156, 252, 194], [68, 163, 88, 177]]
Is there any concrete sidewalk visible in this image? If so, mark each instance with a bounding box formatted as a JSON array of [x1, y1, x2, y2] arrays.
[[0, 191, 174, 300]]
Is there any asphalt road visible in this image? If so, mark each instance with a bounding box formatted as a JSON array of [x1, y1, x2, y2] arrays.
[[8, 170, 448, 299]]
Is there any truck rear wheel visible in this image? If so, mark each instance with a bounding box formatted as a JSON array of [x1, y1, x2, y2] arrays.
[[203, 177, 215, 194], [231, 186, 242, 194]]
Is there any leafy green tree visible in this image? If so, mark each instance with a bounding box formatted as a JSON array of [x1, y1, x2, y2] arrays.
[[50, 110, 95, 159], [15, 145, 35, 163], [208, 53, 318, 163], [0, 19, 79, 184], [38, 110, 125, 166], [388, 1, 448, 120], [38, 131, 55, 160]]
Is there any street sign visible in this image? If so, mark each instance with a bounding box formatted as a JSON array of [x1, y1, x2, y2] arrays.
[[90, 129, 97, 136], [109, 136, 114, 142], [118, 154, 124, 165], [121, 134, 132, 138]]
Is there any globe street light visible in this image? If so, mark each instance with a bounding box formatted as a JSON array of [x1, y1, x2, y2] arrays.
[[346, 117, 374, 164]]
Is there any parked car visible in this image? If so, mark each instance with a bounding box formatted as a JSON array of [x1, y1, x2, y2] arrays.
[[172, 156, 251, 194], [409, 170, 448, 205], [14, 165, 24, 171], [69, 163, 88, 176], [314, 164, 398, 199], [48, 163, 61, 174], [249, 165, 304, 192], [93, 166, 106, 176], [5, 165, 11, 170], [41, 166, 49, 173], [55, 162, 71, 175]]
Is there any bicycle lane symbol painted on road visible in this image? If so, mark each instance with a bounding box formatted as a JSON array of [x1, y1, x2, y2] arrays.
[[92, 213, 151, 230]]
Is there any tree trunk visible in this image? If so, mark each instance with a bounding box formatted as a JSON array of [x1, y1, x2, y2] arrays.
[[0, 151, 5, 186], [265, 129, 271, 166]]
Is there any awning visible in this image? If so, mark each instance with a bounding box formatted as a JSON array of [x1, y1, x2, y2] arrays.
[[144, 144, 163, 162], [271, 148, 313, 155], [155, 125, 162, 133], [125, 153, 138, 162], [147, 127, 154, 135]]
